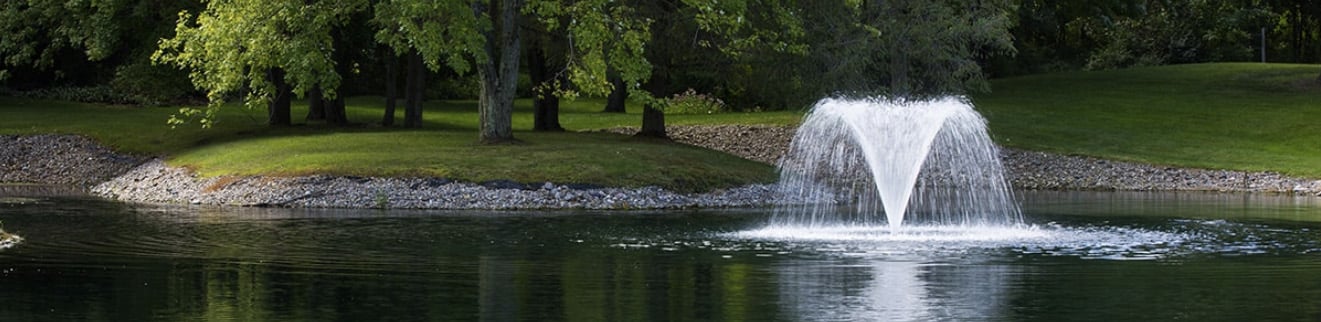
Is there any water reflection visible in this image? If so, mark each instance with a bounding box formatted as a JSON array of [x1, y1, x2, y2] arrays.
[[1021, 191, 1321, 221], [776, 259, 1017, 322], [2, 191, 1321, 321]]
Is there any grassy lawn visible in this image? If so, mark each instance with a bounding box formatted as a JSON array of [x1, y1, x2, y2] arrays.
[[974, 63, 1321, 178], [0, 96, 797, 191], [5, 62, 1319, 189]]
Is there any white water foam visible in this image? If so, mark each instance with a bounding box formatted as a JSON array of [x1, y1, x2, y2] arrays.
[[773, 97, 1019, 228]]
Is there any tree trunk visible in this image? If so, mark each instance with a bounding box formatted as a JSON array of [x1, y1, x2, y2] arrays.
[[324, 30, 351, 126], [266, 69, 292, 126], [1294, 8, 1304, 62], [603, 72, 627, 113], [638, 104, 667, 138], [382, 49, 398, 127], [637, 72, 669, 139], [404, 50, 425, 128], [527, 36, 563, 132], [307, 87, 326, 121], [326, 96, 348, 125], [476, 0, 522, 143]]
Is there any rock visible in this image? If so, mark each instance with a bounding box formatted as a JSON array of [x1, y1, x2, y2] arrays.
[[481, 180, 528, 190], [0, 135, 145, 187]]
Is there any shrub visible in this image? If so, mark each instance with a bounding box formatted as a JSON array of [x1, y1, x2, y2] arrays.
[[109, 62, 198, 106], [665, 88, 727, 114]]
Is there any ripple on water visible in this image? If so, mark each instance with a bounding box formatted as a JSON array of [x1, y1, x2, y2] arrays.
[[711, 219, 1321, 261], [0, 232, 21, 250]]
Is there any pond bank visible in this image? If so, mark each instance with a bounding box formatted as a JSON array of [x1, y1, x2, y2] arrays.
[[622, 125, 1321, 195], [3, 131, 1319, 210]]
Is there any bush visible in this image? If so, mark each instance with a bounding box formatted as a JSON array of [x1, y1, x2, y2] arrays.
[[110, 62, 198, 106], [3, 85, 138, 105], [665, 88, 727, 114], [428, 75, 481, 100]]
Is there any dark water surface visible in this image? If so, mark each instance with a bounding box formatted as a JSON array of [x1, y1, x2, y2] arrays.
[[2, 190, 1321, 321]]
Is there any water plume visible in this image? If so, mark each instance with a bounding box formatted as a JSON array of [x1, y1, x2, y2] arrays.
[[773, 97, 1020, 228]]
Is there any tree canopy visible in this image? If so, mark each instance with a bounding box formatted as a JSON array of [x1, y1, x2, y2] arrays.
[[3, 0, 1320, 125]]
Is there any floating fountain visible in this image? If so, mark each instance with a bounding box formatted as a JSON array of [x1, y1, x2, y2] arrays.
[[772, 97, 1021, 229]]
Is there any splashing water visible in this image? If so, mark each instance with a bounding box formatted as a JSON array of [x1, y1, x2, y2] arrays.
[[773, 97, 1020, 228]]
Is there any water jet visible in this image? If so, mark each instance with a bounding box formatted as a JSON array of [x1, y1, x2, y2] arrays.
[[772, 97, 1020, 229]]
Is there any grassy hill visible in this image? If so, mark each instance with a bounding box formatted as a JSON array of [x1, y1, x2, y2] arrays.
[[975, 63, 1321, 178], [0, 97, 797, 191]]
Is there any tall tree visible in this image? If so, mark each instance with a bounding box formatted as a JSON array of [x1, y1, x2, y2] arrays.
[[820, 0, 1015, 98], [0, 0, 131, 83], [526, 31, 565, 132], [475, 0, 523, 143], [380, 46, 400, 126], [602, 73, 627, 113], [528, 0, 803, 138], [154, 0, 366, 127], [0, 0, 201, 103], [372, 0, 486, 128]]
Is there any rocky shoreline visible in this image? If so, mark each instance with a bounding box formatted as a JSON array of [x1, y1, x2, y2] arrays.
[[3, 130, 1319, 210], [90, 160, 786, 209], [613, 125, 1321, 195]]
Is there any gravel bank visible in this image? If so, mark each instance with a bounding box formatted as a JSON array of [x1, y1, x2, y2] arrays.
[[4, 130, 1319, 210], [1, 135, 144, 187], [91, 160, 784, 209], [645, 125, 1321, 195]]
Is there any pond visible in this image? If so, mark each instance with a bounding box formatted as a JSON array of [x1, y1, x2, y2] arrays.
[[2, 189, 1321, 321]]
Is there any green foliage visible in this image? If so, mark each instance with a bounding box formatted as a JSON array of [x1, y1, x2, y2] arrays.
[[373, 189, 389, 209], [0, 0, 123, 70], [1, 85, 141, 105], [1083, 0, 1272, 70], [428, 75, 482, 100], [664, 89, 727, 115], [372, 0, 486, 73], [525, 0, 653, 101], [109, 62, 198, 106], [820, 0, 1015, 98], [0, 0, 202, 89], [154, 0, 368, 127], [526, 0, 804, 108]]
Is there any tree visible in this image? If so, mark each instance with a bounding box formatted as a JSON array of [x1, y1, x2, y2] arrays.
[[0, 0, 127, 83], [602, 74, 627, 113], [0, 0, 201, 103], [525, 29, 565, 132], [475, 0, 523, 143], [821, 0, 1015, 98], [1080, 0, 1274, 70], [528, 0, 803, 138], [154, 0, 367, 127], [372, 0, 486, 128]]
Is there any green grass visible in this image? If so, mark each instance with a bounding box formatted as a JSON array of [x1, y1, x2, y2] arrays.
[[6, 62, 1319, 189], [171, 131, 773, 191], [974, 63, 1321, 178], [0, 96, 793, 191]]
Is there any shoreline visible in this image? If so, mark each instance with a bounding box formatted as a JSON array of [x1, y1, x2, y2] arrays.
[[3, 131, 1319, 210]]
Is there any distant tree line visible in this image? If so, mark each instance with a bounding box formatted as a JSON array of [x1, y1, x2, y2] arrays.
[[0, 0, 1315, 140]]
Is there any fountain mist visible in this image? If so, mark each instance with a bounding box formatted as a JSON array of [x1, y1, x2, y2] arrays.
[[773, 97, 1021, 228]]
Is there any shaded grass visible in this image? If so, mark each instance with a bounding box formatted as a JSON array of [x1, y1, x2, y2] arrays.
[[974, 63, 1321, 178], [0, 95, 789, 191]]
